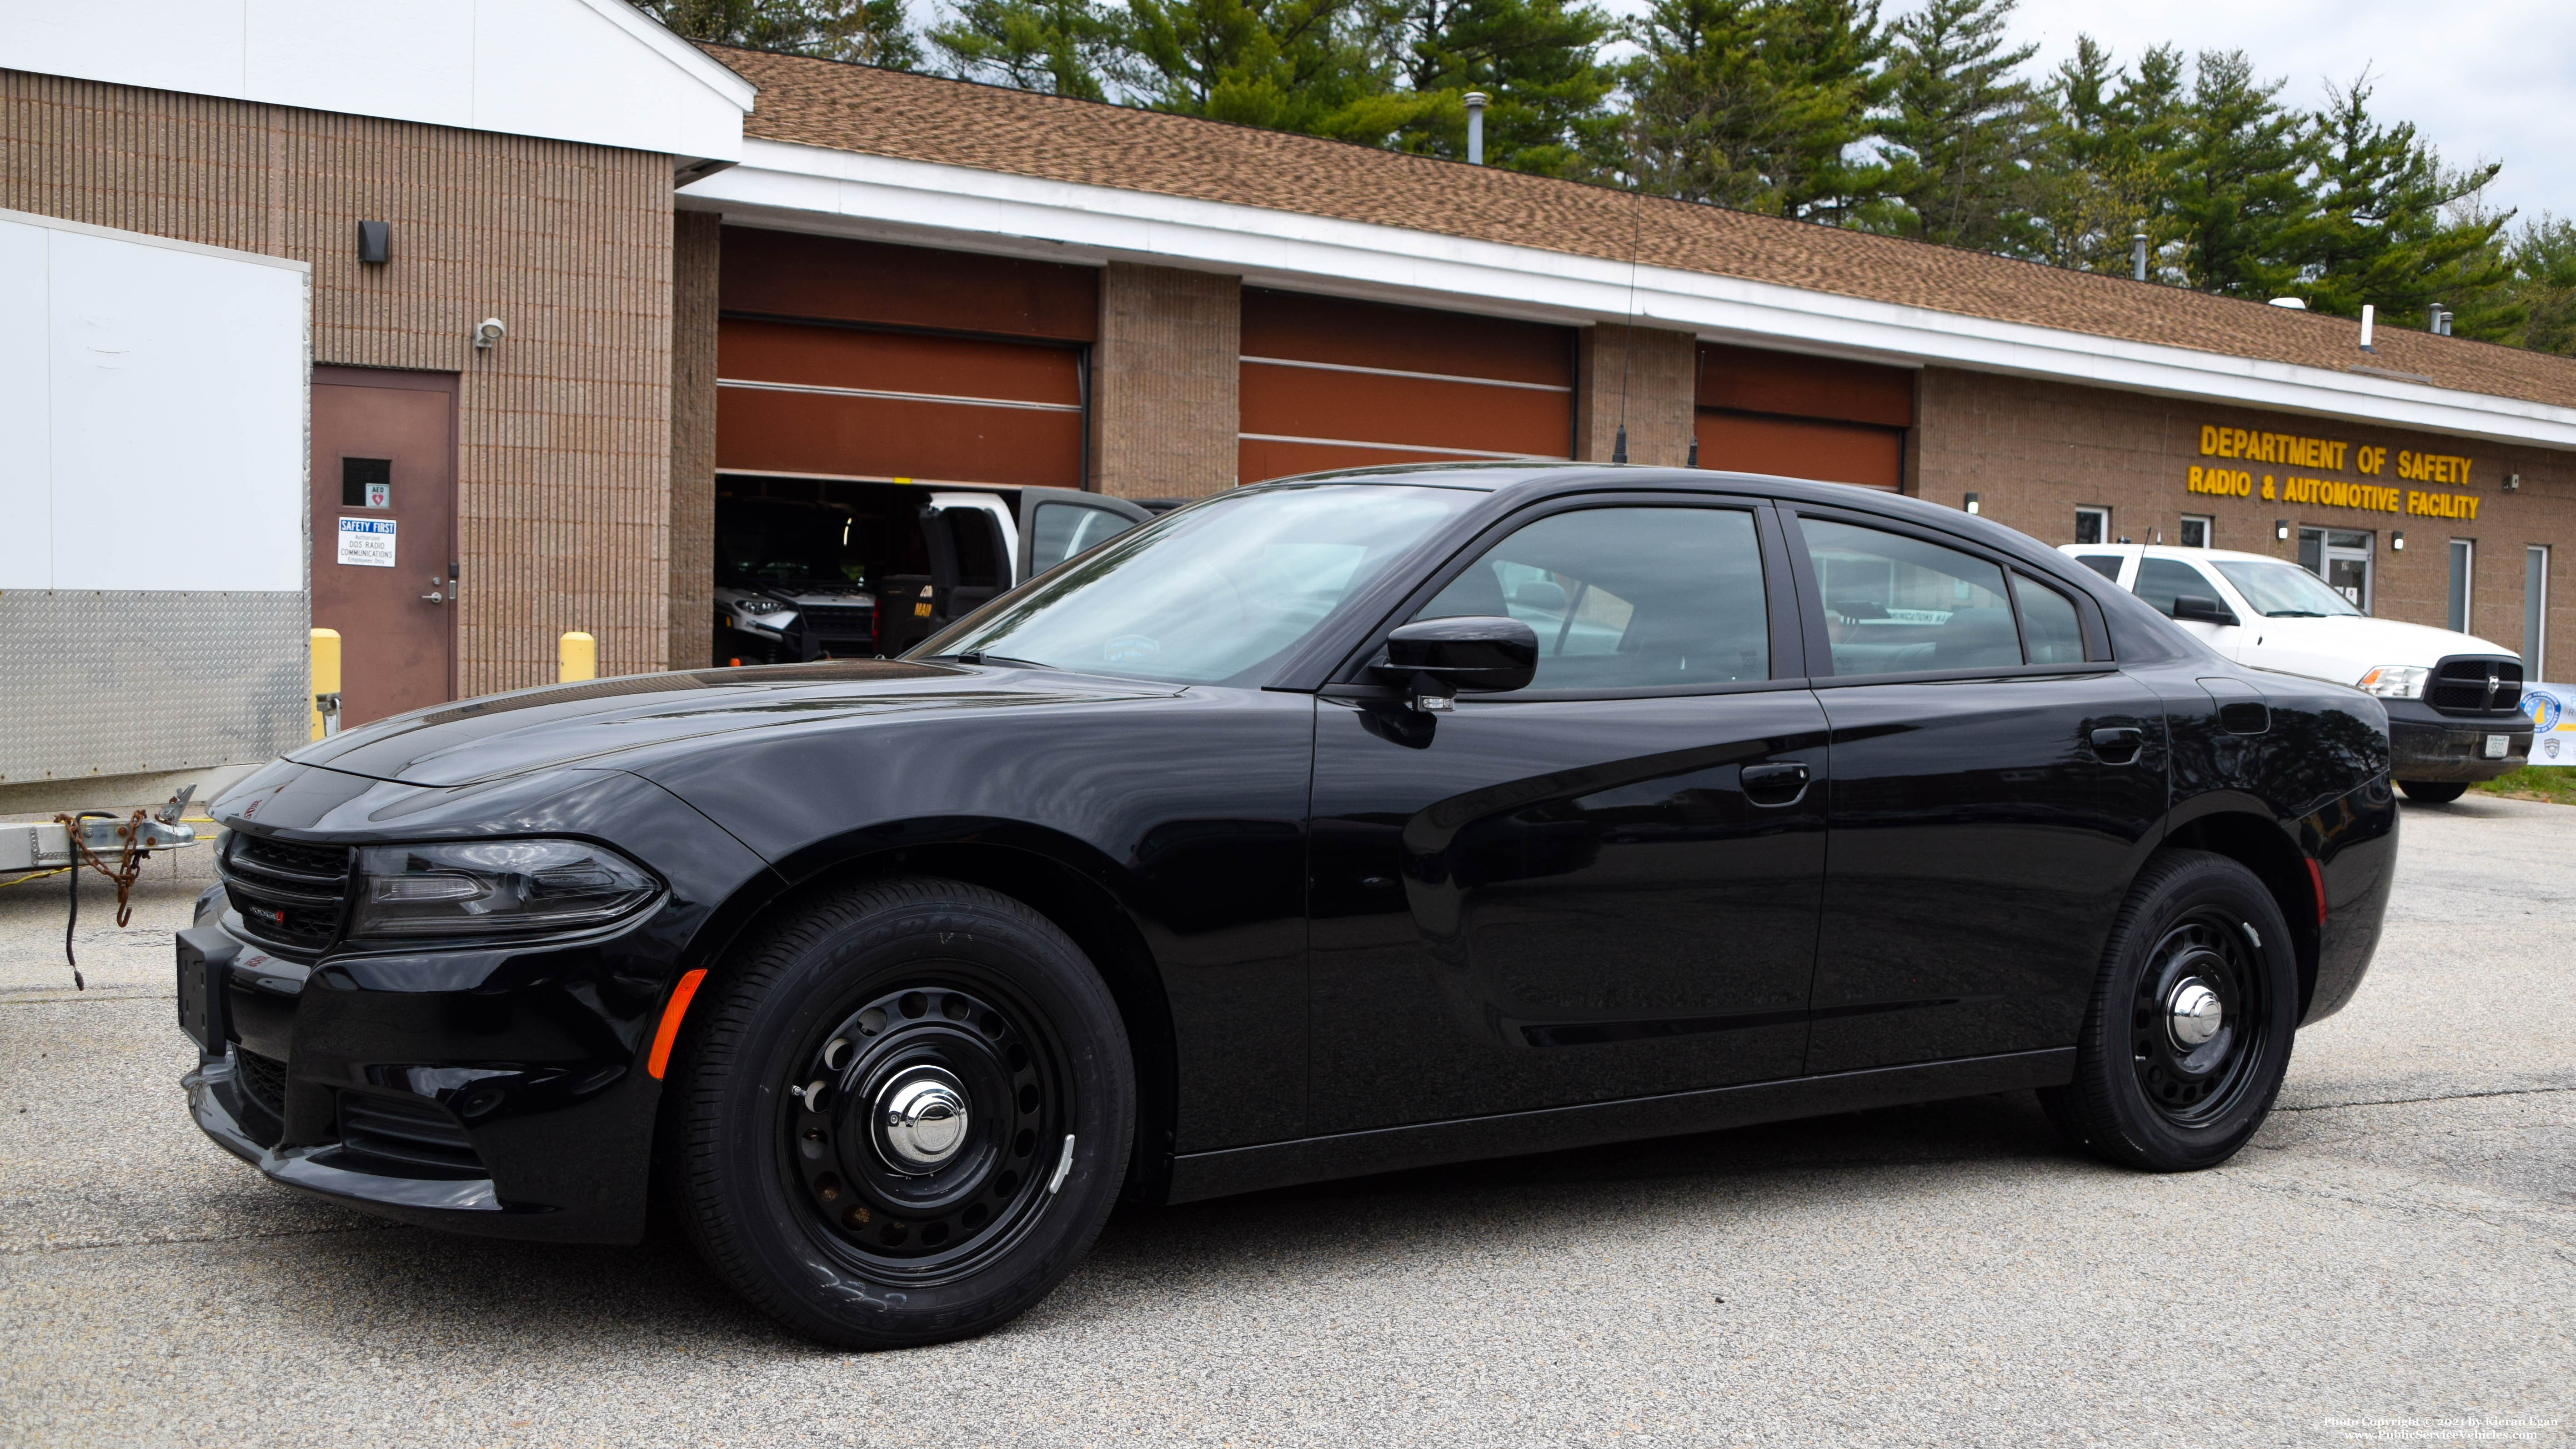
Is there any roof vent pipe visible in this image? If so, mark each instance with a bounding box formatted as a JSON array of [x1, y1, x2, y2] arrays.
[[1464, 92, 1488, 165], [2428, 303, 2453, 336], [2360, 303, 2376, 352], [2131, 231, 2148, 281]]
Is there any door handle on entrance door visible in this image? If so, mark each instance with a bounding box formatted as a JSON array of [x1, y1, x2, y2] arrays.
[[2089, 727, 2144, 763], [421, 576, 446, 604], [1740, 760, 1811, 806]]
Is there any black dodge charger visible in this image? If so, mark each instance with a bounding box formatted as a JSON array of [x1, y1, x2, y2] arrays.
[[183, 465, 2397, 1348]]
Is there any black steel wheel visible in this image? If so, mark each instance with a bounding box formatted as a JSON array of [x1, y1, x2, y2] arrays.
[[2040, 849, 2298, 1171], [2397, 779, 2468, 804], [666, 876, 1133, 1349]]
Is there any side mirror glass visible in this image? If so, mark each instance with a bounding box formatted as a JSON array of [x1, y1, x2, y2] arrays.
[[2171, 594, 2240, 627], [1380, 616, 1539, 701]]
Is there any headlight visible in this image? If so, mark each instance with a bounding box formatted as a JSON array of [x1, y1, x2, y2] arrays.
[[735, 597, 785, 616], [2355, 665, 2429, 699], [351, 840, 659, 939]]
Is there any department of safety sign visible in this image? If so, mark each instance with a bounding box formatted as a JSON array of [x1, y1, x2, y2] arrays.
[[2525, 682, 2576, 767], [336, 516, 396, 567]]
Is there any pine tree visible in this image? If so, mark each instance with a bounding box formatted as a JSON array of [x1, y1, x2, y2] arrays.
[[2163, 50, 2314, 298], [2029, 38, 2185, 275], [1611, 0, 1887, 220], [1116, 0, 1418, 141], [2508, 216, 2576, 356], [2293, 73, 2512, 332], [931, 0, 1123, 100], [1383, 0, 1614, 175], [1873, 0, 2042, 253], [643, 0, 921, 69]]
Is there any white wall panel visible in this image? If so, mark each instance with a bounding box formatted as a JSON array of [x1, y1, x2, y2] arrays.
[[1, 211, 308, 593], [0, 221, 50, 588], [0, 0, 752, 163]]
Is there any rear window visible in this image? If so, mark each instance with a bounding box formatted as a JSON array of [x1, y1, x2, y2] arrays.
[[2074, 553, 2123, 581]]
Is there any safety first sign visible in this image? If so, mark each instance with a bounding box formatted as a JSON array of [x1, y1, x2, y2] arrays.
[[2525, 682, 2576, 767], [336, 516, 396, 567]]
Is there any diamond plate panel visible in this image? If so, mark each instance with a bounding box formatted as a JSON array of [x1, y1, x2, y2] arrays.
[[0, 592, 308, 781]]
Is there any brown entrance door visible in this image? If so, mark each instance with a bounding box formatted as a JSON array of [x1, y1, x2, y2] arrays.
[[310, 367, 457, 726]]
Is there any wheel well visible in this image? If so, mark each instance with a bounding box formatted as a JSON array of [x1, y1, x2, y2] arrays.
[[664, 841, 1181, 1204], [2162, 813, 2320, 1017]]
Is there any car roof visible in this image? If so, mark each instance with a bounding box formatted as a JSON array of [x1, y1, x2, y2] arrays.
[[2058, 543, 2287, 566]]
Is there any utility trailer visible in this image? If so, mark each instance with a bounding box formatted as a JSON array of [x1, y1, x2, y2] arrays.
[[0, 209, 311, 803]]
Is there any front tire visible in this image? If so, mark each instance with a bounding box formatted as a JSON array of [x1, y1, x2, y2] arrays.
[[2040, 850, 2297, 1172], [2397, 779, 2468, 804], [666, 876, 1133, 1349]]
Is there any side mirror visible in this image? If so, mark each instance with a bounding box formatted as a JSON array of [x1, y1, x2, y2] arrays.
[[2171, 594, 2240, 627], [1380, 616, 1539, 707]]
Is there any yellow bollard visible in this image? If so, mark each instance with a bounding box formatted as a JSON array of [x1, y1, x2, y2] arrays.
[[310, 628, 342, 741], [559, 632, 597, 683]]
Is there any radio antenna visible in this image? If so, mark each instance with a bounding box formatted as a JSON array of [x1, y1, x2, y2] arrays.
[[1614, 174, 1644, 464]]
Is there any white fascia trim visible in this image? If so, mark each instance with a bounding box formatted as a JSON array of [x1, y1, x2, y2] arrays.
[[573, 0, 758, 111], [689, 138, 2576, 453]]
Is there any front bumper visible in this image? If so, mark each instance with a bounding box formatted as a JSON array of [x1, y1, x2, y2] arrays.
[[2383, 700, 2529, 782]]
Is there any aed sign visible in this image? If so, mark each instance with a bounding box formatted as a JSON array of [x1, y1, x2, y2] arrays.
[[2189, 426, 2480, 520], [336, 516, 396, 567]]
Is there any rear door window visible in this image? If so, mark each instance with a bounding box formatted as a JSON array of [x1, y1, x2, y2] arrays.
[[1799, 519, 2021, 674]]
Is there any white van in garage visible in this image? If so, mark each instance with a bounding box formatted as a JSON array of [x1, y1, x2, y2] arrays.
[[2065, 544, 2531, 802]]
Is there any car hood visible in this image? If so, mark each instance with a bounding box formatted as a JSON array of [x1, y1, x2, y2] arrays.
[[2239, 614, 2513, 688], [286, 661, 1179, 787]]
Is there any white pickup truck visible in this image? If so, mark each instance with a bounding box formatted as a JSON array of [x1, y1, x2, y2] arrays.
[[2065, 544, 2531, 802]]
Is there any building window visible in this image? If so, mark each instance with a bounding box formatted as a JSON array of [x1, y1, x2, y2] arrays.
[[2074, 506, 2109, 545], [2300, 527, 2375, 613], [2448, 539, 2474, 634], [2530, 545, 2552, 675], [2178, 514, 2212, 549]]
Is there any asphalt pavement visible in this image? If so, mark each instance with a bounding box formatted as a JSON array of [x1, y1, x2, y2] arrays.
[[2, 797, 2570, 1447]]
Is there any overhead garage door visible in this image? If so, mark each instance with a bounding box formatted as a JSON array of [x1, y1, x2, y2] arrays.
[[716, 318, 1084, 488], [1239, 290, 1574, 482], [715, 228, 1098, 489], [1694, 343, 1912, 491]]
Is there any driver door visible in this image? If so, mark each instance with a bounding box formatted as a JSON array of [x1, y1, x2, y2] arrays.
[[1306, 496, 1829, 1135]]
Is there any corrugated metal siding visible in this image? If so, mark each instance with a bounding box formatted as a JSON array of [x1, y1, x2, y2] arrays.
[[2, 69, 676, 694]]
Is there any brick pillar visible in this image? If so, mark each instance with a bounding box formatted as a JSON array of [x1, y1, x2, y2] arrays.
[[1575, 323, 1696, 466], [668, 211, 722, 672], [1092, 262, 1240, 500]]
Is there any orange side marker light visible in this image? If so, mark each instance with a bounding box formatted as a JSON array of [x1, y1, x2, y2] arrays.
[[2305, 858, 2327, 925], [648, 968, 709, 1079]]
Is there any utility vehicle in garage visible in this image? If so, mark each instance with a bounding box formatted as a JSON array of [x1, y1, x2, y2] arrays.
[[713, 480, 1151, 664], [2068, 543, 2529, 802]]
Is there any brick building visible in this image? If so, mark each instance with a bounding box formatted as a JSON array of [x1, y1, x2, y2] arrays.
[[8, 10, 2574, 716]]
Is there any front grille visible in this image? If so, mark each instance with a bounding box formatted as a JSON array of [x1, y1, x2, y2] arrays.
[[796, 605, 875, 638], [2426, 656, 2524, 717], [218, 833, 353, 957], [235, 1048, 288, 1119], [337, 1093, 487, 1179]]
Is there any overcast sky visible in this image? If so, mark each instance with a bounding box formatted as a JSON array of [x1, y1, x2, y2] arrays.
[[1996, 0, 2570, 229]]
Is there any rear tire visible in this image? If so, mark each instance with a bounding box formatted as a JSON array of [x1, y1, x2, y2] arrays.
[[2397, 779, 2468, 804], [2040, 850, 2297, 1172], [666, 875, 1133, 1349]]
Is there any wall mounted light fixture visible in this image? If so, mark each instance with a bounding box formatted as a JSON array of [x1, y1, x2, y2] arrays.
[[2275, 518, 2291, 541], [1963, 491, 1981, 515], [2392, 531, 2406, 551], [472, 317, 506, 350]]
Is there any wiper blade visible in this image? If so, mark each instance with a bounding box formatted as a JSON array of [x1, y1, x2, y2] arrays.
[[2263, 610, 2330, 617], [930, 652, 1052, 669]]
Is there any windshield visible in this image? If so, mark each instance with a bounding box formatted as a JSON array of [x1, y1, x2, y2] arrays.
[[914, 483, 1474, 685], [2212, 560, 2365, 618]]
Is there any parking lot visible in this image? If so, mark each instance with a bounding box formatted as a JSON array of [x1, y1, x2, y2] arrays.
[[1, 796, 2568, 1448]]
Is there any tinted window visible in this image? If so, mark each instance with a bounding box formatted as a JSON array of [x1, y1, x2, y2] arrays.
[[2015, 572, 2086, 664], [1027, 501, 1142, 576], [2074, 553, 2123, 581], [2132, 557, 2217, 617], [1416, 506, 1768, 691], [1801, 519, 2020, 675]]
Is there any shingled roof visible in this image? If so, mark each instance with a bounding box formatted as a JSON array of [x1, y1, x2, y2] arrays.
[[705, 45, 2576, 414]]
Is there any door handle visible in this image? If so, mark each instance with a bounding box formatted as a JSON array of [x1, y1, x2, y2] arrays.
[[421, 577, 446, 605], [1741, 760, 1811, 806], [2089, 726, 2144, 763]]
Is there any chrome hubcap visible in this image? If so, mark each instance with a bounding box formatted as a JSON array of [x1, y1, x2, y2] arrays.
[[877, 1068, 971, 1173], [2165, 977, 2224, 1050]]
